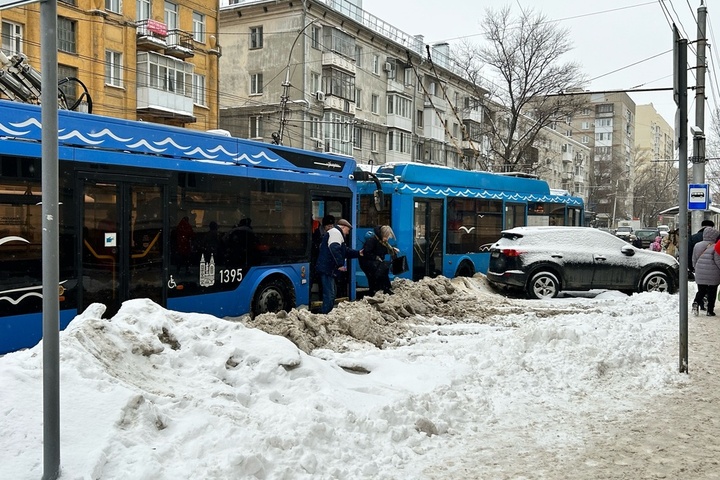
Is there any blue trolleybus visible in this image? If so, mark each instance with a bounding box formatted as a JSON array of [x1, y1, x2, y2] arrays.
[[0, 100, 362, 354], [355, 162, 584, 286]]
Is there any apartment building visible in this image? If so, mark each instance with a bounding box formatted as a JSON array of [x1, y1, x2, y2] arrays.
[[219, 0, 511, 171], [0, 0, 220, 130], [635, 103, 675, 164], [566, 92, 637, 227]]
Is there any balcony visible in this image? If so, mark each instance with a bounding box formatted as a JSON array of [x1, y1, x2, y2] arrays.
[[321, 51, 356, 74], [386, 78, 407, 94], [136, 86, 195, 123], [136, 19, 168, 51], [323, 95, 356, 115], [165, 29, 195, 59], [386, 114, 411, 131]]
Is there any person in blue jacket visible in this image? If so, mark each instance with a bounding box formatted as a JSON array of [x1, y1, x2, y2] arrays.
[[316, 219, 362, 314]]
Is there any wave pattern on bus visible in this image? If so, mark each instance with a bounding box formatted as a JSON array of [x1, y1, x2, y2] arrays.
[[398, 184, 584, 206]]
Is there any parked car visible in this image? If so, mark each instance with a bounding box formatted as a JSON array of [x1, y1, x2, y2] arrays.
[[657, 225, 670, 237], [634, 228, 661, 249], [615, 226, 634, 241], [486, 226, 680, 299]]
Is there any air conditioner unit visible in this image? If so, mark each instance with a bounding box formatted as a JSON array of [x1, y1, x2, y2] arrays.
[[383, 62, 393, 72], [315, 91, 325, 102]]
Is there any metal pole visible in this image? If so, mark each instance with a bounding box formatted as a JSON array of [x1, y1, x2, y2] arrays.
[[41, 0, 60, 478], [675, 26, 689, 374], [277, 20, 316, 145], [691, 3, 707, 232]]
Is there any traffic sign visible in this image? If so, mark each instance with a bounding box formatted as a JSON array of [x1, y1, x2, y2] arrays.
[[688, 183, 710, 210]]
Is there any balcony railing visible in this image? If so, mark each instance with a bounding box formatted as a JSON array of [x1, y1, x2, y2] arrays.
[[166, 29, 195, 59], [136, 19, 168, 51]]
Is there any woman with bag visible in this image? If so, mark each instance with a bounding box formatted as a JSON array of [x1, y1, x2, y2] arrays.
[[360, 225, 399, 296], [691, 227, 720, 316]]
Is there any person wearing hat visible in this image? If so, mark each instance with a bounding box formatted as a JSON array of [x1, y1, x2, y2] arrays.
[[316, 218, 362, 313]]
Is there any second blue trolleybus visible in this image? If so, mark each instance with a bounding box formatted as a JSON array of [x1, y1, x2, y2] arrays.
[[355, 162, 584, 286]]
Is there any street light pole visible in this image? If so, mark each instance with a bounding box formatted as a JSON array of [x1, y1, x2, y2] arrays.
[[276, 20, 317, 146]]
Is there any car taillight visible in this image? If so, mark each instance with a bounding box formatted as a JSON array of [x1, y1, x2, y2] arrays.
[[502, 249, 521, 257]]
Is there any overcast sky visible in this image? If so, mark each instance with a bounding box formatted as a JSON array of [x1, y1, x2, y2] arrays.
[[360, 0, 712, 131]]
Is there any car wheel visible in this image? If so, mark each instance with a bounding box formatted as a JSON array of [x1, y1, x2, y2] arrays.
[[642, 271, 670, 293], [252, 277, 294, 316], [527, 271, 560, 299]]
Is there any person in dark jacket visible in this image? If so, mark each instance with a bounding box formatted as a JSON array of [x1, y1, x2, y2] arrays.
[[360, 225, 399, 296], [316, 219, 362, 314], [691, 227, 720, 315], [311, 215, 335, 288]]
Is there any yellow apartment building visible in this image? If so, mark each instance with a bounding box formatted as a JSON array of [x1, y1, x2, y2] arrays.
[[0, 0, 220, 130]]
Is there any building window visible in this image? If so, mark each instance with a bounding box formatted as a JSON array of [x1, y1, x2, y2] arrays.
[[311, 25, 321, 50], [371, 94, 379, 114], [321, 69, 356, 101], [387, 94, 412, 119], [105, 0, 121, 13], [355, 88, 361, 109], [58, 64, 78, 106], [387, 130, 411, 153], [164, 1, 178, 30], [404, 68, 413, 86], [353, 126, 362, 148], [250, 26, 263, 49], [249, 116, 262, 138], [105, 50, 123, 87], [311, 72, 320, 95], [192, 12, 206, 43], [136, 0, 151, 21], [324, 111, 353, 156], [581, 135, 589, 144], [192, 73, 206, 106], [250, 73, 263, 94], [372, 54, 379, 74], [1, 21, 22, 56], [58, 17, 76, 54], [354, 45, 362, 66], [137, 51, 193, 97], [371, 132, 378, 152], [310, 115, 321, 140], [596, 104, 613, 115], [417, 110, 423, 128]]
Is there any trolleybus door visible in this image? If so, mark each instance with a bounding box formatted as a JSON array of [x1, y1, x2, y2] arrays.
[[412, 199, 444, 281], [79, 176, 167, 317]]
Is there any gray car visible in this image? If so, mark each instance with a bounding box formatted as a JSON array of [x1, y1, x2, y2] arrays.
[[486, 226, 680, 299]]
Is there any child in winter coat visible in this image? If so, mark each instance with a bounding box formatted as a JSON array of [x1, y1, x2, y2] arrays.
[[650, 236, 662, 252]]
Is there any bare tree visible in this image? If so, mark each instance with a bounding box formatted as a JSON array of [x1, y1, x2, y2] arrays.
[[454, 6, 588, 173], [706, 108, 720, 203], [632, 149, 679, 226]]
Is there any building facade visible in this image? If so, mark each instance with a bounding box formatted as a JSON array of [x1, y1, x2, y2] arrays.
[[218, 0, 589, 203], [567, 92, 637, 227], [0, 0, 220, 130]]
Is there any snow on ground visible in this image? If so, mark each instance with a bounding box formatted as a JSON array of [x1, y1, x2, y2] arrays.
[[2, 276, 717, 479]]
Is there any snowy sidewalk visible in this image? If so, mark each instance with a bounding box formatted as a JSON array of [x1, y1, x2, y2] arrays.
[[547, 303, 720, 479]]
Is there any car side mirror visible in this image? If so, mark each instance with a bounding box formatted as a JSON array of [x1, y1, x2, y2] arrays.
[[621, 245, 635, 256]]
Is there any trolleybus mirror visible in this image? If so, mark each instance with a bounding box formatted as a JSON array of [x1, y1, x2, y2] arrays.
[[373, 190, 384, 212]]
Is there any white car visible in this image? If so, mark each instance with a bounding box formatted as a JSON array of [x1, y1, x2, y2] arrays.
[[657, 225, 670, 237]]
